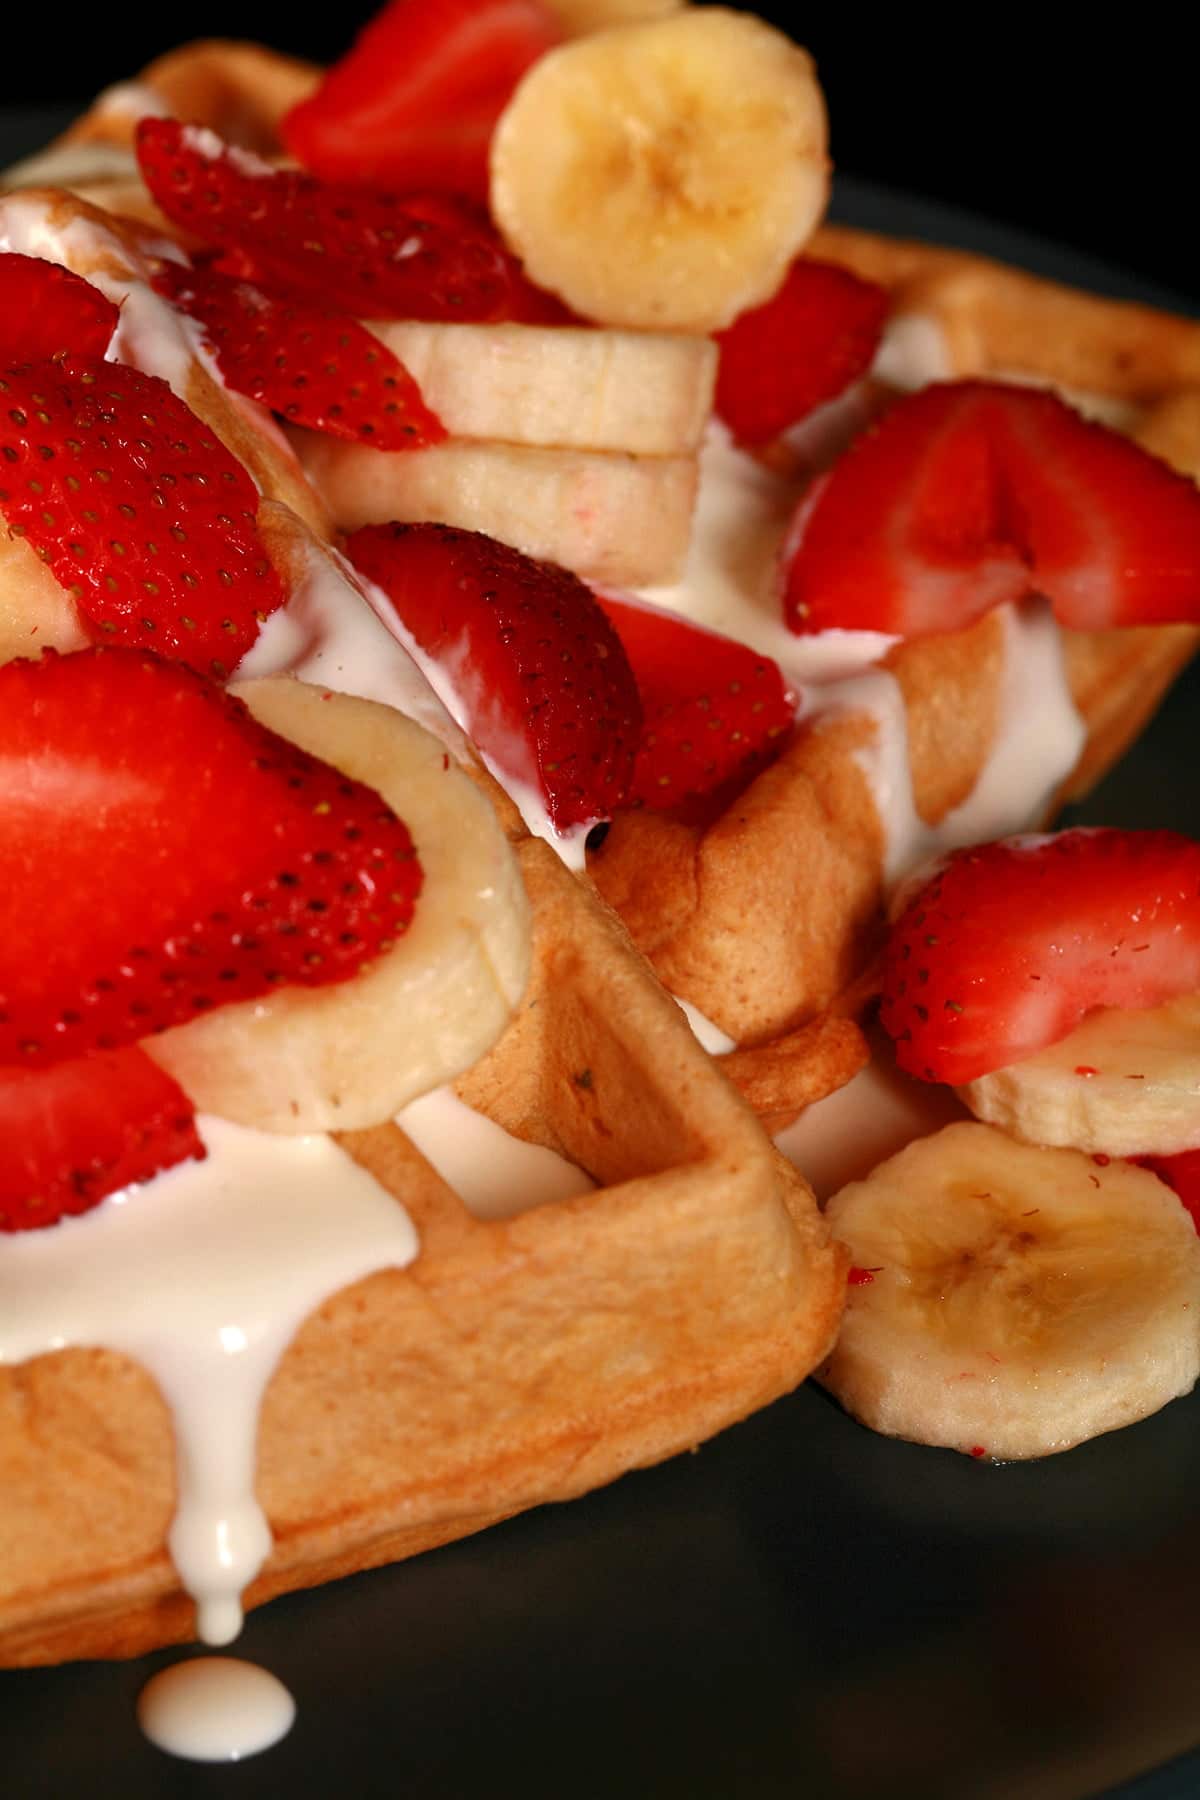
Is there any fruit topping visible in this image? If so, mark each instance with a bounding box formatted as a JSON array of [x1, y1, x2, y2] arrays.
[[598, 595, 795, 809], [0, 1047, 203, 1232], [489, 8, 830, 331], [0, 355, 284, 673], [0, 252, 119, 363], [345, 522, 641, 830], [282, 0, 562, 202], [0, 648, 422, 1067], [820, 1120, 1200, 1461], [136, 119, 532, 324], [783, 380, 1200, 637], [714, 257, 888, 445], [880, 830, 1200, 1085], [151, 259, 445, 450], [1143, 1148, 1200, 1233]]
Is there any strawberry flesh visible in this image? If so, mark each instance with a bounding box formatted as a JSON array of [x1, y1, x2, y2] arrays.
[[152, 258, 445, 450], [881, 830, 1200, 1085], [0, 355, 284, 674], [1141, 1148, 1200, 1234], [282, 0, 561, 202], [0, 1047, 203, 1232], [346, 523, 641, 831], [715, 257, 889, 446], [598, 595, 796, 810], [136, 119, 527, 324], [0, 648, 422, 1067], [0, 253, 119, 362], [783, 380, 1200, 637]]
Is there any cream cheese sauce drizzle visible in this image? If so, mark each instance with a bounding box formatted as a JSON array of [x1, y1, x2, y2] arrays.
[[237, 535, 470, 754], [397, 1085, 594, 1220], [0, 1116, 418, 1645]]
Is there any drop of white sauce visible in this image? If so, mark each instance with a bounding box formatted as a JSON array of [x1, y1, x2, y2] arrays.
[[137, 1657, 295, 1763]]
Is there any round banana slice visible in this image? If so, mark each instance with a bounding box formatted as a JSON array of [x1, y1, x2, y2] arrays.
[[145, 679, 531, 1133], [962, 996, 1200, 1157], [490, 8, 829, 332], [821, 1121, 1200, 1460]]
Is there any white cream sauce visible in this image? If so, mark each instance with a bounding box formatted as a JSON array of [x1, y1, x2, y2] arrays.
[[137, 1657, 295, 1763], [397, 1085, 594, 1220], [0, 1116, 418, 1646], [774, 1050, 969, 1202]]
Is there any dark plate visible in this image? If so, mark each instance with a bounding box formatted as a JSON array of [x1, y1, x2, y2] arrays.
[[3, 110, 1200, 1800]]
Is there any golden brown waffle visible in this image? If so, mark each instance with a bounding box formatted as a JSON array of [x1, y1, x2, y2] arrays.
[[0, 793, 842, 1669]]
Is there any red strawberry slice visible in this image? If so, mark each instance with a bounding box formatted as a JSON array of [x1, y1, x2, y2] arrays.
[[152, 259, 445, 450], [282, 0, 561, 202], [1141, 1148, 1200, 1234], [880, 830, 1200, 1085], [0, 1047, 203, 1232], [0, 648, 422, 1067], [0, 253, 119, 363], [0, 355, 284, 674], [345, 523, 641, 831], [714, 258, 889, 446], [783, 380, 1200, 638], [136, 118, 526, 324], [598, 595, 796, 810]]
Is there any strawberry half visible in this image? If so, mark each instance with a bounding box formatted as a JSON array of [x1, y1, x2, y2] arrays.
[[598, 595, 796, 810], [0, 356, 284, 674], [714, 257, 889, 446], [1142, 1148, 1200, 1234], [0, 253, 119, 362], [0, 648, 422, 1067], [346, 523, 641, 831], [282, 0, 561, 202], [783, 380, 1200, 637], [0, 1047, 203, 1232], [136, 119, 526, 324], [152, 259, 445, 451], [881, 830, 1200, 1086]]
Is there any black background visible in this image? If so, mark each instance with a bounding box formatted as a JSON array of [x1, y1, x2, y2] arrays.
[[1, 5, 1193, 303]]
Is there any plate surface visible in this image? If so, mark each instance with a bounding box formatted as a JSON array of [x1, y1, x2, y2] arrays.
[[2, 111, 1200, 1800]]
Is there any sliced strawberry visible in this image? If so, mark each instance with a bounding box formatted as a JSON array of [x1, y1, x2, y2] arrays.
[[783, 380, 1200, 638], [0, 355, 284, 674], [0, 648, 422, 1067], [136, 119, 525, 324], [0, 1047, 203, 1232], [714, 258, 888, 446], [0, 253, 119, 363], [384, 190, 578, 322], [282, 0, 560, 202], [598, 595, 796, 810], [1141, 1149, 1200, 1234], [881, 830, 1200, 1086], [152, 259, 445, 450], [346, 523, 641, 831]]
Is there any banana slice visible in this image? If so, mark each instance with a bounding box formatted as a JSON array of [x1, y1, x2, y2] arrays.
[[820, 1121, 1200, 1460], [490, 8, 829, 331], [543, 0, 684, 36], [366, 319, 716, 456], [145, 679, 531, 1133], [0, 531, 89, 666], [290, 430, 698, 587], [963, 996, 1200, 1157]]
